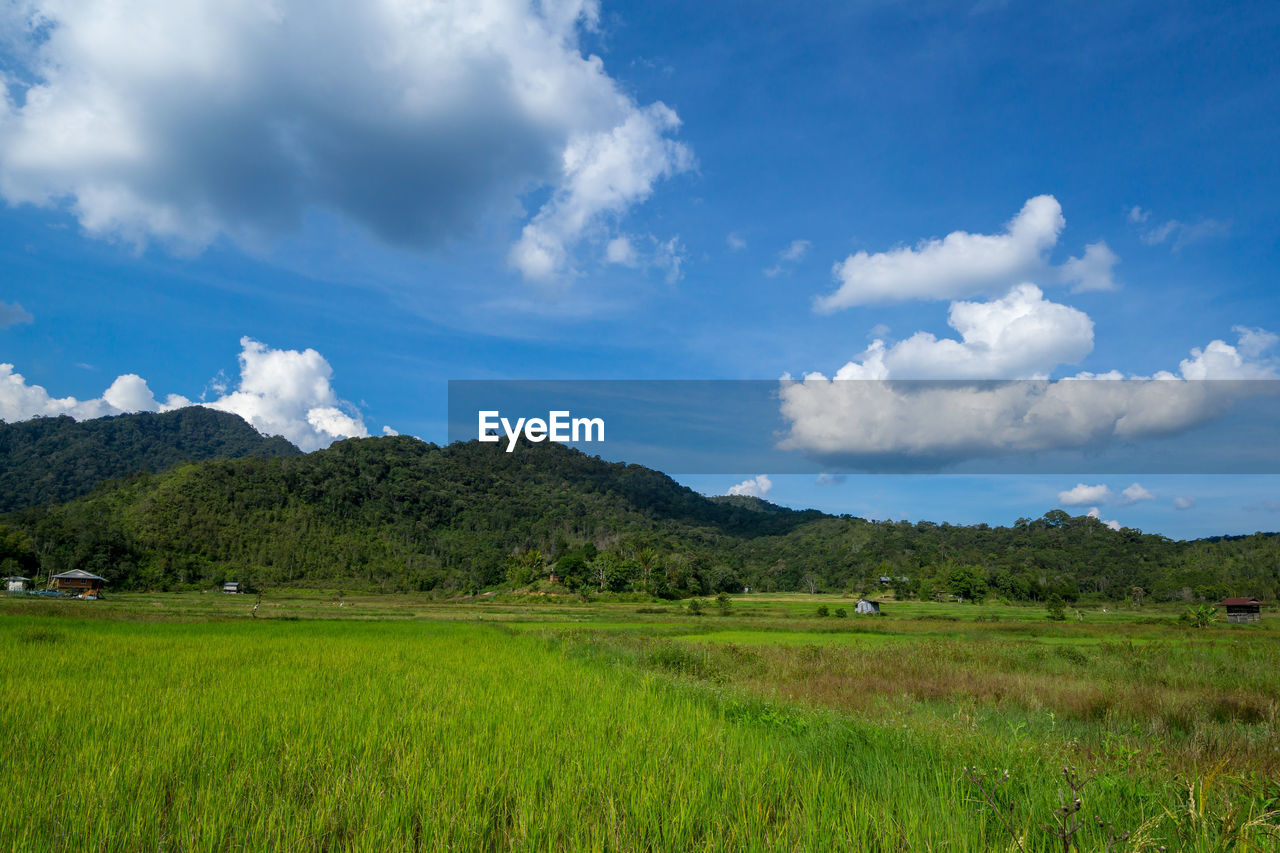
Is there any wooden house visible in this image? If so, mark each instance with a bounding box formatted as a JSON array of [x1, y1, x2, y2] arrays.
[[855, 598, 881, 615], [1217, 597, 1268, 624], [51, 570, 107, 597], [5, 576, 30, 592]]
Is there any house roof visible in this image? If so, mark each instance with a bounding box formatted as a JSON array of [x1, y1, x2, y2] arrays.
[[1217, 597, 1268, 607], [52, 569, 108, 582], [5, 576, 31, 582]]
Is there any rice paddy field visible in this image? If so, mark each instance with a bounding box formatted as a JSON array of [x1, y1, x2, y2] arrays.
[[3, 592, 1278, 851]]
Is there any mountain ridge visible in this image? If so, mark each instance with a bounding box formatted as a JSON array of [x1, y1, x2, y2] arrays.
[[0, 407, 300, 512], [3, 432, 1276, 602]]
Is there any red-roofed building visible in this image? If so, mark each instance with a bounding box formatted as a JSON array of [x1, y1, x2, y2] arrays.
[[1216, 597, 1269, 623]]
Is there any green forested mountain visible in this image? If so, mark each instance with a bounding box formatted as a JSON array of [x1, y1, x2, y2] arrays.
[[2, 435, 1277, 602], [0, 407, 300, 512]]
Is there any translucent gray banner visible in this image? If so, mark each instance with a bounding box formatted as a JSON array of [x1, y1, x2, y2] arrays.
[[447, 379, 1280, 474]]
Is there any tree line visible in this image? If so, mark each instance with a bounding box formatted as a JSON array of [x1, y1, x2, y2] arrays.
[[2, 435, 1277, 603]]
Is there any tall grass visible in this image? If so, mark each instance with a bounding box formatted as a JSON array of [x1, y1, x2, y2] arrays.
[[3, 607, 1277, 850]]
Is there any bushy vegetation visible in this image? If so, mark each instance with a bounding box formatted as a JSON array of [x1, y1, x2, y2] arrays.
[[0, 407, 299, 512], [4, 435, 1279, 602]]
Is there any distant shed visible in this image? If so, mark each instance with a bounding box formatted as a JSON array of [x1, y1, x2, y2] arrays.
[[5, 576, 30, 592], [222, 581, 242, 594], [51, 570, 107, 597], [855, 598, 881, 615], [1217, 597, 1268, 624]]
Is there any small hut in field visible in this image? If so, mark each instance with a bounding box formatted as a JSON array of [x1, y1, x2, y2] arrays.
[[1217, 597, 1269, 624], [222, 581, 242, 594], [51, 570, 107, 597], [5, 576, 30, 592], [855, 598, 881, 615]]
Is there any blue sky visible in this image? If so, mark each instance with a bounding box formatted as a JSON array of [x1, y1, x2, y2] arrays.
[[2, 0, 1278, 537]]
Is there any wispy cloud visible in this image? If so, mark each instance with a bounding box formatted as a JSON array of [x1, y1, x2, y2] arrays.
[[1129, 207, 1229, 251], [764, 239, 812, 277], [0, 301, 33, 329]]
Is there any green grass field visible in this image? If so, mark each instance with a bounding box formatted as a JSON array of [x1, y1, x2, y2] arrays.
[[3, 592, 1277, 851]]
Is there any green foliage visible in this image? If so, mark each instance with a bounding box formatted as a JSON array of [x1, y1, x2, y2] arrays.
[[1181, 604, 1219, 628], [4, 434, 1280, 603], [1046, 595, 1067, 621], [715, 591, 732, 615], [0, 407, 299, 513], [816, 605, 830, 617], [834, 607, 847, 618], [687, 598, 704, 616], [948, 566, 988, 603], [505, 549, 544, 587]]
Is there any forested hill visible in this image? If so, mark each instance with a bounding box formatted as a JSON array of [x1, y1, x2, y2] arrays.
[[2, 435, 1277, 603], [0, 407, 300, 512]]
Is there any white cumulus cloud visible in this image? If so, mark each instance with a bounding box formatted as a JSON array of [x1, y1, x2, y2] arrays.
[[0, 337, 370, 451], [1120, 483, 1155, 505], [0, 364, 190, 422], [1059, 241, 1119, 293], [0, 0, 690, 284], [816, 195, 1066, 310], [1174, 327, 1279, 379], [777, 327, 1280, 468], [726, 474, 772, 498], [509, 103, 693, 280], [1173, 496, 1196, 510], [824, 285, 1093, 380], [1060, 484, 1112, 506], [1086, 507, 1121, 531], [204, 338, 369, 450]]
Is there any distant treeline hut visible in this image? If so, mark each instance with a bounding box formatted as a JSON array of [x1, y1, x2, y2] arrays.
[[52, 570, 107, 597], [1218, 597, 1268, 623]]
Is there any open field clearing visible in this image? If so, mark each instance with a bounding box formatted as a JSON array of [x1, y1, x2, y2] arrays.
[[3, 593, 1278, 851]]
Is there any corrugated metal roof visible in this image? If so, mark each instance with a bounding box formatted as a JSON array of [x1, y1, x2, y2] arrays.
[[1217, 597, 1267, 607], [51, 569, 108, 582]]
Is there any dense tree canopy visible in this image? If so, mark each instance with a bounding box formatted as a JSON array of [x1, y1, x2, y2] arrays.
[[0, 407, 299, 512], [5, 433, 1277, 602]]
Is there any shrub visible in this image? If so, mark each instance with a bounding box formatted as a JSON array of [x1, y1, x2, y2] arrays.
[[816, 605, 829, 617], [1180, 604, 1218, 628], [833, 607, 847, 618], [716, 592, 732, 616], [1046, 595, 1067, 621]]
